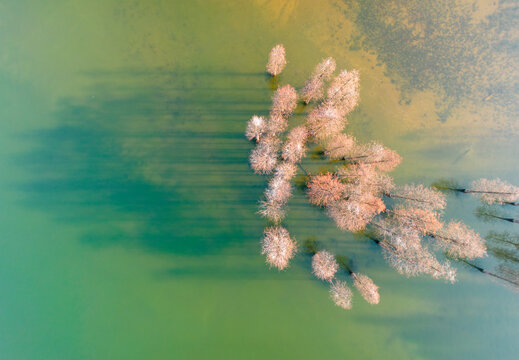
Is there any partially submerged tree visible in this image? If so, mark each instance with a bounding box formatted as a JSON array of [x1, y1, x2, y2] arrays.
[[326, 70, 360, 115], [307, 173, 346, 207], [387, 184, 446, 211], [470, 178, 519, 205], [312, 250, 339, 281], [266, 44, 287, 76], [261, 226, 297, 270], [432, 221, 486, 259], [352, 273, 380, 305], [433, 178, 519, 206], [329, 280, 353, 309], [249, 136, 280, 174], [301, 57, 336, 104]]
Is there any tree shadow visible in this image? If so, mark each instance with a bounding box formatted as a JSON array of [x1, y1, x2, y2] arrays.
[[13, 69, 274, 257]]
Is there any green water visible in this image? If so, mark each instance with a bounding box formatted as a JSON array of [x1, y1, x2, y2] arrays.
[[0, 0, 518, 359]]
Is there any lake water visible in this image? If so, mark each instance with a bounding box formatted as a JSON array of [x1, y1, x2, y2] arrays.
[[0, 1, 518, 359]]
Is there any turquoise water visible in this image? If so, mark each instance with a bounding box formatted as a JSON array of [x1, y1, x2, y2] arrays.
[[0, 1, 518, 359]]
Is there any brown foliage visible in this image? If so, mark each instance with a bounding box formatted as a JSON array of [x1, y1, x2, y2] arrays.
[[307, 173, 346, 207]]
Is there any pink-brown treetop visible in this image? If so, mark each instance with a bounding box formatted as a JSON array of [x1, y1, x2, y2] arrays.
[[266, 114, 288, 136], [265, 174, 293, 205], [326, 69, 360, 115], [307, 173, 347, 207], [348, 141, 402, 172], [337, 164, 395, 195], [327, 194, 385, 232], [372, 218, 456, 282], [313, 57, 336, 80], [371, 217, 423, 249], [379, 236, 456, 283], [258, 199, 285, 223], [274, 162, 298, 181]]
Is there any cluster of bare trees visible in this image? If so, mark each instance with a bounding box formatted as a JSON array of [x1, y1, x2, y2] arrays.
[[248, 44, 519, 310]]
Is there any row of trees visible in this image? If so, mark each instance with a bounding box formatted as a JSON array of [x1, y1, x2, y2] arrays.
[[249, 44, 519, 309]]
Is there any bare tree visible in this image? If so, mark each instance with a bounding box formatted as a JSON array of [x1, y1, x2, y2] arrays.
[[266, 44, 287, 76], [245, 115, 267, 142], [282, 126, 308, 163], [469, 178, 519, 205], [387, 184, 446, 211], [261, 226, 297, 270], [307, 173, 346, 207], [324, 133, 357, 160], [306, 105, 346, 140], [329, 280, 353, 309], [326, 70, 360, 115], [433, 178, 519, 206], [432, 221, 486, 259], [352, 273, 380, 305], [249, 136, 280, 174], [328, 195, 385, 232], [301, 57, 336, 104], [312, 250, 339, 281]]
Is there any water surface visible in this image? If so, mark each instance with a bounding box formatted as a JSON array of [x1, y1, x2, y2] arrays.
[[0, 1, 518, 359]]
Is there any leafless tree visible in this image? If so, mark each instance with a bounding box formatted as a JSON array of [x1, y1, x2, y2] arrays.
[[329, 280, 353, 309], [312, 250, 339, 281], [266, 44, 287, 76], [301, 57, 336, 104], [261, 226, 297, 270]]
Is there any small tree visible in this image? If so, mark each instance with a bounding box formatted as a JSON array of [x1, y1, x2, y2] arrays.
[[266, 44, 287, 76], [261, 226, 297, 270]]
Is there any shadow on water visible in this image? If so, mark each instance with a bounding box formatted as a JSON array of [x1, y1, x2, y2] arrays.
[[14, 69, 275, 257]]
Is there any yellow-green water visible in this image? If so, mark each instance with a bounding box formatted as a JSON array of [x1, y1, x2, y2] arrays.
[[0, 0, 518, 359]]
